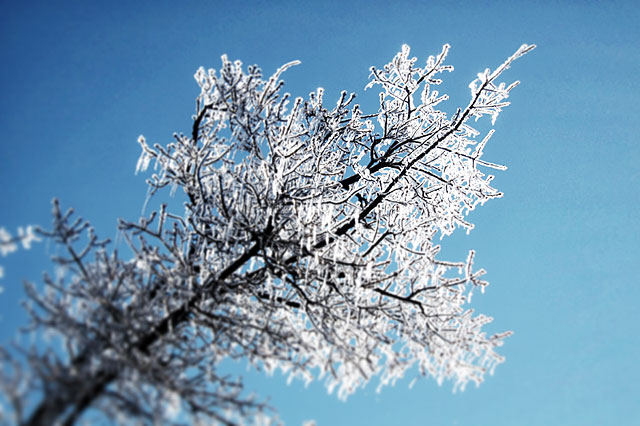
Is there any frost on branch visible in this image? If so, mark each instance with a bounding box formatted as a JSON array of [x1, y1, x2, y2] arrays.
[[1, 43, 533, 425], [0, 226, 41, 287]]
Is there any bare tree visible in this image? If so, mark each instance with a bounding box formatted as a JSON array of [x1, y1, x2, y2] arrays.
[[0, 43, 534, 425]]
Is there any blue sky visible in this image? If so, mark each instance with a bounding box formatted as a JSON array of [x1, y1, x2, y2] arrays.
[[1, 1, 638, 425]]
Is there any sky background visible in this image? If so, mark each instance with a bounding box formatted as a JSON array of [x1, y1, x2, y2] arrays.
[[1, 1, 639, 425]]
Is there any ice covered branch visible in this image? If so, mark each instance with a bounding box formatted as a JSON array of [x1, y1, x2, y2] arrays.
[[0, 43, 534, 425]]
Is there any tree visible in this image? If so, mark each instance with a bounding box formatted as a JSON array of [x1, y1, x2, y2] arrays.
[[0, 43, 534, 425]]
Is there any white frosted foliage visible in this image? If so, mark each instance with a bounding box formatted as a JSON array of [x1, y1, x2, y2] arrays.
[[0, 43, 534, 425], [0, 226, 41, 283], [0, 228, 18, 257]]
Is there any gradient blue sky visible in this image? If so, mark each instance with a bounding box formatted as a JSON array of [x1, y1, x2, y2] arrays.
[[1, 1, 639, 425]]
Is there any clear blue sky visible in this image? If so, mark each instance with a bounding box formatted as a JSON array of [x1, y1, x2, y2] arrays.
[[1, 1, 638, 425]]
